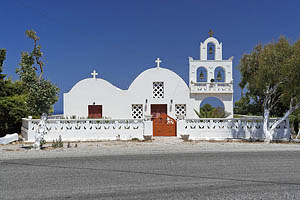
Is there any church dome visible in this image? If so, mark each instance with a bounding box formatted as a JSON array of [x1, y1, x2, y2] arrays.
[[67, 78, 123, 94], [128, 67, 189, 95]]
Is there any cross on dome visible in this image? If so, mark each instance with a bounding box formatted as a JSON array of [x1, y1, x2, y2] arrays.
[[91, 70, 98, 79], [155, 58, 162, 68]]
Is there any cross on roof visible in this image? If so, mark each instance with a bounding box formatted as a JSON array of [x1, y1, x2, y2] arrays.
[[155, 58, 162, 68], [91, 70, 98, 79], [208, 29, 214, 37]]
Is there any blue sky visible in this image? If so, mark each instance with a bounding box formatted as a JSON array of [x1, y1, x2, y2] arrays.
[[1, 0, 300, 113]]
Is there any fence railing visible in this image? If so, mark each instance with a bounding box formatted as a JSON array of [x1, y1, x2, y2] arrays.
[[190, 82, 233, 93], [177, 118, 290, 140], [21, 117, 291, 142], [22, 118, 145, 142]]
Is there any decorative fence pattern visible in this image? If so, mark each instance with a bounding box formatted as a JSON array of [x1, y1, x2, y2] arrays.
[[22, 118, 145, 142], [190, 82, 233, 93], [177, 118, 290, 140], [22, 117, 291, 142]]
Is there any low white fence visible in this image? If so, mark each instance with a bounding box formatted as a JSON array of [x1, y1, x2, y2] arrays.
[[21, 117, 291, 142], [22, 118, 147, 142], [177, 118, 290, 140]]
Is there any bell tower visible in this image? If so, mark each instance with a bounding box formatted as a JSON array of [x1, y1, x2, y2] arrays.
[[189, 31, 234, 117]]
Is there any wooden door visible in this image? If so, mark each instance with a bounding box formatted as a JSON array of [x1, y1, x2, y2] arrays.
[[153, 113, 177, 136], [151, 104, 167, 120], [88, 105, 102, 118]]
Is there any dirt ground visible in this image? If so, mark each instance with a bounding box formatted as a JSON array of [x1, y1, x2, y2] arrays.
[[1, 137, 300, 160]]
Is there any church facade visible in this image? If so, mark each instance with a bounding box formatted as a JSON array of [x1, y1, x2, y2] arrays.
[[63, 35, 234, 120]]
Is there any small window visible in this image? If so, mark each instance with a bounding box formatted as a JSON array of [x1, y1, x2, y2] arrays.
[[153, 82, 164, 98], [175, 104, 186, 119], [131, 104, 143, 119]]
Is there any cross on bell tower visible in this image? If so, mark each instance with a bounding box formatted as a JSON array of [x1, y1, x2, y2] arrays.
[[208, 29, 214, 37], [155, 58, 162, 68], [91, 70, 98, 79]]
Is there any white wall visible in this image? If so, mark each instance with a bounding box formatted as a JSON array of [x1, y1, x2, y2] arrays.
[[22, 118, 146, 142], [64, 67, 198, 120], [177, 118, 291, 140], [21, 118, 291, 142], [64, 36, 234, 120]]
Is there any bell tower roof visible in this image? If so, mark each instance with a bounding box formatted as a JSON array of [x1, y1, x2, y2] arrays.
[[200, 32, 223, 61]]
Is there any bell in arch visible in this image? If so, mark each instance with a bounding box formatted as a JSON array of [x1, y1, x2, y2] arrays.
[[199, 70, 204, 80], [216, 71, 222, 81], [209, 46, 213, 55]]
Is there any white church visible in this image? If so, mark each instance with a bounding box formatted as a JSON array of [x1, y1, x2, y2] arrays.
[[63, 33, 234, 120], [22, 32, 290, 141]]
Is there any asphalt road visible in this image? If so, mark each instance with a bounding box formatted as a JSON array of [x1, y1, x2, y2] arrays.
[[1, 151, 300, 200]]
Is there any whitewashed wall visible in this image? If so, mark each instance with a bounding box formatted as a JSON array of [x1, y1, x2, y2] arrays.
[[22, 117, 291, 142], [22, 118, 148, 142], [64, 67, 199, 120], [177, 118, 290, 140]]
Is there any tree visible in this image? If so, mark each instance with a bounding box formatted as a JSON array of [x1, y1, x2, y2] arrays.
[[234, 94, 262, 116], [0, 49, 7, 96], [238, 37, 300, 142], [0, 49, 28, 136], [0, 30, 59, 136], [194, 104, 230, 118], [16, 30, 59, 116]]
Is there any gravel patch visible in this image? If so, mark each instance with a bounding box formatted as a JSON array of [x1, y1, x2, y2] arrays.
[[1, 137, 300, 160]]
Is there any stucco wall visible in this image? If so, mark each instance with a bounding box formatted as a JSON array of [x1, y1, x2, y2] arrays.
[[64, 67, 199, 119], [63, 36, 234, 120]]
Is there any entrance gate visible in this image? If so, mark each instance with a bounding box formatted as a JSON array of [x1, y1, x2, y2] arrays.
[[153, 113, 177, 136]]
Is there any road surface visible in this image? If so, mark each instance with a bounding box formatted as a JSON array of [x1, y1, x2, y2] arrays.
[[1, 151, 300, 199]]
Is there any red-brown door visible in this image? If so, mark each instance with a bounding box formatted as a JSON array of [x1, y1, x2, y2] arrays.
[[151, 104, 176, 136], [88, 105, 102, 118], [151, 104, 167, 120]]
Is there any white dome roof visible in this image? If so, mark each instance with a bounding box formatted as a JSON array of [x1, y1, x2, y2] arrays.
[[128, 67, 188, 91], [68, 78, 123, 94]]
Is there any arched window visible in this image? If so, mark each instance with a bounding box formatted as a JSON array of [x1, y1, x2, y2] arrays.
[[214, 66, 225, 82], [197, 67, 207, 82], [207, 42, 215, 60]]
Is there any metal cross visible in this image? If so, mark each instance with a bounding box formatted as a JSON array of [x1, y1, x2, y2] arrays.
[[208, 29, 214, 37], [155, 58, 162, 68], [91, 70, 98, 79]]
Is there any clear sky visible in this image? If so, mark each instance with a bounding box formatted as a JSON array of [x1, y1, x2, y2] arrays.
[[1, 0, 300, 114]]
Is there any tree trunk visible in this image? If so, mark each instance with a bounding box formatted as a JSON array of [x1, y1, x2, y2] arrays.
[[263, 108, 273, 142], [263, 101, 299, 142]]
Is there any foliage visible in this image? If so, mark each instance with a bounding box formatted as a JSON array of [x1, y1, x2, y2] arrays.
[[0, 49, 7, 96], [194, 104, 230, 118], [0, 49, 28, 136], [237, 36, 300, 141], [16, 30, 59, 116], [52, 135, 63, 148], [234, 95, 261, 116], [0, 30, 59, 136], [289, 109, 300, 135]]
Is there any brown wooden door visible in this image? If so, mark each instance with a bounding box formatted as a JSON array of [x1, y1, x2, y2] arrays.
[[153, 113, 177, 136], [151, 104, 167, 120], [88, 105, 102, 118]]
